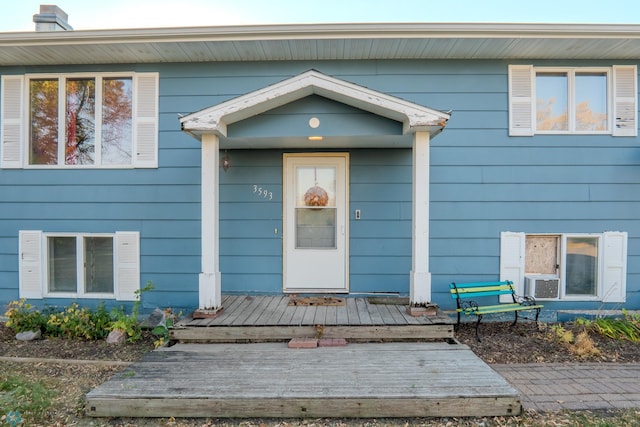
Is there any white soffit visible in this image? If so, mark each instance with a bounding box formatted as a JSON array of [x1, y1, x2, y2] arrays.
[[179, 69, 451, 140], [1, 23, 640, 65]]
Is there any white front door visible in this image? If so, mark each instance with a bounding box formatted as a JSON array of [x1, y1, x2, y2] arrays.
[[283, 154, 349, 293]]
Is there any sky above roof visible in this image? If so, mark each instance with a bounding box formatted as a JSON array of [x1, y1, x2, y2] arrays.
[[2, 0, 639, 32]]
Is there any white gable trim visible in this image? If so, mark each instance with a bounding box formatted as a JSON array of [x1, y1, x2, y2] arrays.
[[180, 70, 450, 139]]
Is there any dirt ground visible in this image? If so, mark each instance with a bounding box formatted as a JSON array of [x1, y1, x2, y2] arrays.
[[1, 320, 639, 426]]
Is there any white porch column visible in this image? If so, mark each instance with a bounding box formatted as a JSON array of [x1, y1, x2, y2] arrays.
[[199, 133, 222, 310], [410, 131, 431, 305]]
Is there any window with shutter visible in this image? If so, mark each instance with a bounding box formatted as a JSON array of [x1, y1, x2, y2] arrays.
[[18, 230, 140, 301], [1, 72, 158, 169], [508, 65, 637, 136], [500, 231, 628, 302]]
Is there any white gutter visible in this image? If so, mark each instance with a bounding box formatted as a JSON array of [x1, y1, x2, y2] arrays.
[[2, 22, 640, 46]]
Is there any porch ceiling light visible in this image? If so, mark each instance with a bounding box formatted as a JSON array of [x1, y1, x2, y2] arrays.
[[308, 135, 323, 141]]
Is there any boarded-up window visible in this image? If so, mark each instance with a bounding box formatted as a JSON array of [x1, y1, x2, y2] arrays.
[[525, 235, 559, 275]]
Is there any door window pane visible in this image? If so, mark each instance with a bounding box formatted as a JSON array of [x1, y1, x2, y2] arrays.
[[66, 78, 96, 165], [536, 72, 568, 131], [295, 166, 337, 249], [296, 208, 336, 249], [48, 237, 77, 292], [575, 72, 607, 131], [566, 237, 598, 296], [29, 79, 59, 165], [84, 237, 114, 293], [102, 77, 133, 165]]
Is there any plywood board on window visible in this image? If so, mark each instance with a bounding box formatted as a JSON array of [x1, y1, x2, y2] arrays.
[[525, 235, 559, 275]]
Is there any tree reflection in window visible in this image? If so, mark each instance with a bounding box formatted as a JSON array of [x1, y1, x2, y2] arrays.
[[29, 75, 133, 166]]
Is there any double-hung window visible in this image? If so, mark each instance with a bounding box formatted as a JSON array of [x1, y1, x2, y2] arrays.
[[500, 231, 627, 303], [18, 231, 140, 301], [508, 65, 637, 137], [1, 72, 158, 169]]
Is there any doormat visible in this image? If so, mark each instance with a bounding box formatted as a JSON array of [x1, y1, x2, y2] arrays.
[[288, 296, 345, 306]]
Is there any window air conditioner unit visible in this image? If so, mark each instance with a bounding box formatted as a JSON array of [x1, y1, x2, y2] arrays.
[[525, 275, 560, 300]]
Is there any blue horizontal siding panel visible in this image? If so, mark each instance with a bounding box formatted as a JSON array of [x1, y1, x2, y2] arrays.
[[432, 147, 640, 166], [432, 202, 640, 221], [349, 275, 409, 294], [222, 274, 283, 294], [350, 238, 411, 257], [432, 165, 640, 185], [431, 184, 592, 202], [350, 256, 410, 275], [221, 256, 282, 274], [143, 256, 200, 274], [350, 184, 411, 202], [0, 203, 199, 220], [220, 239, 282, 256], [350, 220, 412, 239], [141, 238, 200, 256], [0, 185, 200, 203]]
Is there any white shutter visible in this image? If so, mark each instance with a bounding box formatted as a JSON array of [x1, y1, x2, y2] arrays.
[[133, 73, 158, 168], [19, 230, 43, 299], [612, 66, 637, 137], [1, 75, 24, 168], [508, 65, 534, 136], [601, 231, 627, 303], [115, 231, 140, 301], [499, 231, 526, 302]]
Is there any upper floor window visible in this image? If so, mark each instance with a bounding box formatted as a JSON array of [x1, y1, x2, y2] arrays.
[[508, 65, 637, 137], [1, 72, 158, 169]]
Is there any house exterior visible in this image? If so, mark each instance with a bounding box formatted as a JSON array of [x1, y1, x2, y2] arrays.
[[0, 6, 638, 317]]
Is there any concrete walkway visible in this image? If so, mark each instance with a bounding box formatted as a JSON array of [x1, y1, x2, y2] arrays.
[[493, 363, 640, 411]]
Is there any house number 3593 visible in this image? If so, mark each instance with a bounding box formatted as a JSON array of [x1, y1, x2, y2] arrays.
[[253, 185, 273, 200]]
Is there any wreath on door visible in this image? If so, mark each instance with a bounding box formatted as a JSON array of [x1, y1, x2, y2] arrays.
[[304, 185, 329, 207]]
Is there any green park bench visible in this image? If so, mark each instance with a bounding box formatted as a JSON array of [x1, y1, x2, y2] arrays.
[[449, 280, 543, 341]]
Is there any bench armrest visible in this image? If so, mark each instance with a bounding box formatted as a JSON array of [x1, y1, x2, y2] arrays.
[[460, 300, 479, 314], [516, 295, 538, 306]]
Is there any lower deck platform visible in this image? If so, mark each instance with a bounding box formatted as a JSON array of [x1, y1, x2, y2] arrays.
[[86, 341, 521, 418]]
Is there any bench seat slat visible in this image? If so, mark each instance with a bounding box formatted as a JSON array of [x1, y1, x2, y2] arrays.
[[457, 303, 544, 315]]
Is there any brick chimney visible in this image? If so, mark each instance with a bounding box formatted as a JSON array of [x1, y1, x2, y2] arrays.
[[33, 5, 73, 31]]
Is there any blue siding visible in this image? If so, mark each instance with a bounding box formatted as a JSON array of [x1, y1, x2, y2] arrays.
[[1, 59, 639, 314]]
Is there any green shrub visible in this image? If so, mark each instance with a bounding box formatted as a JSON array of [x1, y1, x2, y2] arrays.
[[4, 299, 47, 333], [4, 282, 155, 343]]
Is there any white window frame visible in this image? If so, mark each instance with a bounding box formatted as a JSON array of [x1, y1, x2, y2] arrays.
[[534, 67, 611, 135], [508, 64, 637, 137], [559, 233, 602, 301], [1, 72, 158, 169], [18, 230, 140, 301], [44, 232, 116, 299], [500, 231, 627, 303]]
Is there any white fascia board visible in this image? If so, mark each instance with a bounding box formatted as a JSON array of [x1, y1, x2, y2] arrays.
[[3, 22, 640, 45]]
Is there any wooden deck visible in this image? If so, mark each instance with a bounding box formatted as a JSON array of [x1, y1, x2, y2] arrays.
[[171, 295, 455, 343], [86, 342, 521, 418]]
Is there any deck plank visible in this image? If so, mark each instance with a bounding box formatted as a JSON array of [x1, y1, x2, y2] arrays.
[[86, 342, 521, 418]]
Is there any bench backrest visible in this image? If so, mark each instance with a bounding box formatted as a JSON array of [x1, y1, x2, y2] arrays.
[[449, 281, 516, 300]]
